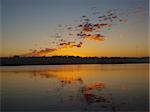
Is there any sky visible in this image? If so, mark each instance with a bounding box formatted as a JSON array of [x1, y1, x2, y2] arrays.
[[1, 0, 149, 57]]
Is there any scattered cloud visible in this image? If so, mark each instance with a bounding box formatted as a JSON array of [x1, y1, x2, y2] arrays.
[[25, 48, 57, 56], [59, 42, 83, 48], [24, 5, 136, 56], [85, 34, 105, 41]]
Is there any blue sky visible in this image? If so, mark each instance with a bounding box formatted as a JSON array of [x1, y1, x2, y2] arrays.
[[1, 0, 149, 57]]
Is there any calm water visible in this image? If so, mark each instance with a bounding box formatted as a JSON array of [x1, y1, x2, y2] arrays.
[[1, 64, 149, 111]]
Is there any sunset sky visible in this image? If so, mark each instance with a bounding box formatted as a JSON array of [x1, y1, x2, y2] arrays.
[[1, 0, 149, 57]]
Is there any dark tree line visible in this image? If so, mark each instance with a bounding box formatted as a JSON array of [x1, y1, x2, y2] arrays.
[[0, 56, 149, 66]]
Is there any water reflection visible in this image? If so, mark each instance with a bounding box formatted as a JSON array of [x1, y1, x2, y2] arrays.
[[1, 64, 149, 111], [27, 70, 127, 111]]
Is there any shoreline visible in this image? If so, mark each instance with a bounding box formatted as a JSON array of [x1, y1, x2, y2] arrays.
[[0, 62, 149, 66], [1, 56, 149, 66]]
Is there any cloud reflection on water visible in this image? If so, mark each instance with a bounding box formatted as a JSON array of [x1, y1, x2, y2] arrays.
[[26, 70, 128, 111], [2, 64, 149, 111]]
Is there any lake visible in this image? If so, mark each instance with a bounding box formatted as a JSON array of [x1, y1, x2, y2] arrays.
[[1, 64, 149, 111]]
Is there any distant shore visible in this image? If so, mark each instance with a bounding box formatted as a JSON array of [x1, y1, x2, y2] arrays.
[[0, 56, 149, 66]]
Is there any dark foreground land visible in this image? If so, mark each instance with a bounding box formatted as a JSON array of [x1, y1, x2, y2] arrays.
[[0, 56, 149, 66]]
